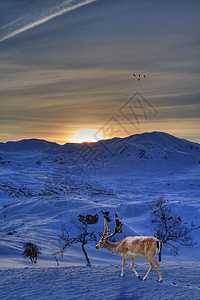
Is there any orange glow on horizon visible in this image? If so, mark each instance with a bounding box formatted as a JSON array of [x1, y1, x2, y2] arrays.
[[70, 129, 103, 144]]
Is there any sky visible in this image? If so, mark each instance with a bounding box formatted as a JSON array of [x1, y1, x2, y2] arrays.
[[0, 0, 200, 144]]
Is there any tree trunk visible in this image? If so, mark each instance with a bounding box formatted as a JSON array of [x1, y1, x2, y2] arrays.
[[54, 254, 59, 266], [81, 242, 91, 265]]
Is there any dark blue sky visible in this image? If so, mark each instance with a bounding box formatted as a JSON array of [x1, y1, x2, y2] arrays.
[[0, 0, 200, 143]]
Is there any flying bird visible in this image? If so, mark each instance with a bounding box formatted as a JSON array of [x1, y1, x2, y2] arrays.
[[132, 72, 147, 82]]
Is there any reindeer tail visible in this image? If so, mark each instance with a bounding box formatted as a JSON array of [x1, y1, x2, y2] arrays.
[[157, 240, 162, 262]]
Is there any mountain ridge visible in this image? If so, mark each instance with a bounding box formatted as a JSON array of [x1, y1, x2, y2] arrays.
[[0, 132, 199, 169], [0, 131, 199, 150]]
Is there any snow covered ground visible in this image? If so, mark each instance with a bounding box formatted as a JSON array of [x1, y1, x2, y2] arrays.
[[1, 262, 200, 300], [0, 132, 200, 299]]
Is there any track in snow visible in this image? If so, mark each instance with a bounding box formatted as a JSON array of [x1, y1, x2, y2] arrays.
[[0, 262, 200, 300]]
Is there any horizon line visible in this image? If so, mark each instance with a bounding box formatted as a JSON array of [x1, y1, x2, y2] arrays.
[[1, 131, 199, 145]]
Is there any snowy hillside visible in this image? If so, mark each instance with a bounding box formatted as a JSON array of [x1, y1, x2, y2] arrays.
[[0, 131, 200, 270], [1, 262, 200, 300]]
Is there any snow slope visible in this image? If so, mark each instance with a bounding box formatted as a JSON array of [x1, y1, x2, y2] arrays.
[[1, 262, 200, 300], [0, 131, 200, 269]]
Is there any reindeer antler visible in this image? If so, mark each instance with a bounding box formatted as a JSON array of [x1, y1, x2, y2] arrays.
[[104, 219, 111, 236], [115, 218, 123, 234], [104, 218, 123, 239], [98, 219, 111, 238], [99, 218, 123, 239]]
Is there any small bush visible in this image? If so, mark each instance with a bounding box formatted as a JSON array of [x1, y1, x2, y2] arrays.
[[22, 242, 41, 263]]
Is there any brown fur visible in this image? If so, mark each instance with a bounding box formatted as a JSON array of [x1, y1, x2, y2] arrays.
[[96, 236, 162, 282]]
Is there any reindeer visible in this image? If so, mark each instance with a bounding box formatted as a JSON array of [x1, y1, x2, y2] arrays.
[[95, 219, 162, 282]]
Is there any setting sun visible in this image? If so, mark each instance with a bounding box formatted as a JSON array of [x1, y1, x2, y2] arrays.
[[70, 129, 103, 143]]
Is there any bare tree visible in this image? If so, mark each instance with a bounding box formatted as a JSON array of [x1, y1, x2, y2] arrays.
[[150, 197, 196, 255], [22, 242, 41, 263], [54, 214, 98, 265]]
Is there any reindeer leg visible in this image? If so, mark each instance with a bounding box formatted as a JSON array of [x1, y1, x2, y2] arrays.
[[146, 257, 162, 283], [131, 258, 141, 279], [121, 256, 126, 277], [142, 261, 154, 281]]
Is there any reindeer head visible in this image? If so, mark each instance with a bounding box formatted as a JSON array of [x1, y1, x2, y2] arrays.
[[95, 218, 123, 249]]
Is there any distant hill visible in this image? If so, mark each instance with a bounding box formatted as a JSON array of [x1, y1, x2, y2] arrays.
[[91, 131, 200, 162], [0, 138, 60, 152], [1, 132, 199, 176], [1, 132, 199, 154]]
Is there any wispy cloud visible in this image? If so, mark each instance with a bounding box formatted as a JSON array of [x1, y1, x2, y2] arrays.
[[0, 0, 97, 42]]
